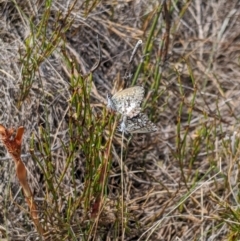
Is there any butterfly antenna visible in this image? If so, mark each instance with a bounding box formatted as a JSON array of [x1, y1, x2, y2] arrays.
[[129, 40, 142, 64], [124, 39, 143, 85]]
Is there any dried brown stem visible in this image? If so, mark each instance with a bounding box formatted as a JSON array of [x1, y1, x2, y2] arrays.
[[0, 125, 45, 237]]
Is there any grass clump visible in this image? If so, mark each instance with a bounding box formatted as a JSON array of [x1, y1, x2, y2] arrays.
[[1, 0, 240, 240]]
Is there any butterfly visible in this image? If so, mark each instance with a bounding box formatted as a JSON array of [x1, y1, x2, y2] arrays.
[[107, 86, 144, 118], [118, 113, 158, 134]]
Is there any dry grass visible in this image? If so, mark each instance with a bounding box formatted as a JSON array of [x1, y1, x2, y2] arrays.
[[0, 0, 240, 240]]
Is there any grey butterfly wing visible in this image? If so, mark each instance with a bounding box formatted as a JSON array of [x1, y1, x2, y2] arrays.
[[111, 86, 144, 118], [119, 113, 158, 134]]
